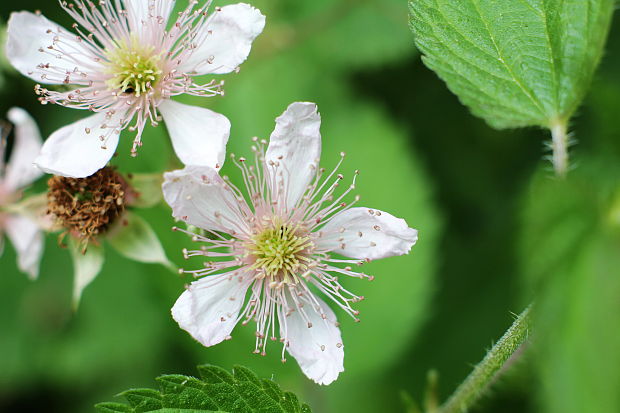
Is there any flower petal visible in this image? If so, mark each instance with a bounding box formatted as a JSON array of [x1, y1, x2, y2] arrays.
[[34, 111, 123, 178], [5, 214, 44, 280], [317, 207, 418, 260], [179, 3, 265, 75], [158, 100, 230, 169], [266, 102, 322, 209], [4, 108, 44, 191], [124, 0, 175, 40], [7, 11, 98, 84], [281, 295, 344, 385], [171, 273, 250, 347], [163, 165, 250, 235]]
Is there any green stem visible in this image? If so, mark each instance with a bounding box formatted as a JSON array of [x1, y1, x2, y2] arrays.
[[550, 120, 569, 178], [437, 305, 532, 413]]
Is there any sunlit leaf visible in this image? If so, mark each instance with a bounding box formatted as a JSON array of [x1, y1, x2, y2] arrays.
[[409, 0, 614, 129]]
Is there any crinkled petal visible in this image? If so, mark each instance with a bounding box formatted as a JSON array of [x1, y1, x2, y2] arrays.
[[34, 111, 124, 178], [5, 214, 44, 280], [281, 295, 344, 385], [266, 102, 322, 209], [7, 11, 98, 84], [179, 3, 265, 75], [4, 108, 44, 191], [159, 100, 230, 169], [124, 0, 174, 40], [163, 166, 250, 235], [171, 274, 250, 347], [317, 207, 418, 260]]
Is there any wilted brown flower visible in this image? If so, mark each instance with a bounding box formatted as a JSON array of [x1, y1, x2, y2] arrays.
[[47, 167, 133, 251]]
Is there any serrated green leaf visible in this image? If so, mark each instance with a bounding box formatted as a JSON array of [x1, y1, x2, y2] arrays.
[[97, 365, 312, 413], [409, 0, 614, 129], [232, 365, 261, 386], [260, 379, 285, 404], [96, 406, 220, 413], [120, 388, 163, 410], [95, 402, 134, 413], [196, 365, 235, 385]]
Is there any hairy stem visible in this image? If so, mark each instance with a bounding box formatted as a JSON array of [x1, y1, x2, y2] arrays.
[[550, 120, 569, 178], [437, 305, 532, 413]]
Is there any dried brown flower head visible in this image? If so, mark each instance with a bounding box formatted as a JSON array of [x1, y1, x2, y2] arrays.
[[47, 167, 132, 250]]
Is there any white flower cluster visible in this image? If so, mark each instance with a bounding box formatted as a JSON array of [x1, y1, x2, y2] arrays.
[[2, 0, 419, 386]]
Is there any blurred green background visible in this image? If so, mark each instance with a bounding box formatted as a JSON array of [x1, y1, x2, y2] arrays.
[[0, 1, 618, 412]]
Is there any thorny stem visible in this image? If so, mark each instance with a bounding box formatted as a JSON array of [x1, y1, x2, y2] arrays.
[[550, 120, 569, 178], [437, 305, 532, 413]]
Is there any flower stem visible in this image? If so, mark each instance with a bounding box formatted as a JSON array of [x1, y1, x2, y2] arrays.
[[550, 120, 569, 178], [437, 305, 532, 413]]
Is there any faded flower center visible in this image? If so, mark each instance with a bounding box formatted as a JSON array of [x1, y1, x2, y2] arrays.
[[105, 37, 163, 97], [47, 167, 130, 249], [249, 219, 314, 284]]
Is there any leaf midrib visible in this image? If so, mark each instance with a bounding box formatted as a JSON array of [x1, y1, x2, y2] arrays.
[[467, 0, 550, 117]]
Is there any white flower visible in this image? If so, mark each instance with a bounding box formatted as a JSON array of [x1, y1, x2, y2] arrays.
[[0, 108, 45, 279], [6, 1, 265, 178], [163, 102, 418, 385]]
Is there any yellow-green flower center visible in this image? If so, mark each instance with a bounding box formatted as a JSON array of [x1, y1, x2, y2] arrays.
[[249, 219, 314, 284], [105, 37, 163, 97]]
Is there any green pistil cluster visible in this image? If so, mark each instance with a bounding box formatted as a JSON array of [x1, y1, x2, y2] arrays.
[[105, 39, 162, 97], [250, 220, 314, 284]]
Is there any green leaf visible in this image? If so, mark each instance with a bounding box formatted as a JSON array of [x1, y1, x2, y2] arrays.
[[69, 238, 104, 309], [107, 211, 174, 270], [409, 0, 614, 175], [409, 0, 614, 129], [127, 173, 164, 209], [95, 365, 313, 413], [520, 163, 620, 413]]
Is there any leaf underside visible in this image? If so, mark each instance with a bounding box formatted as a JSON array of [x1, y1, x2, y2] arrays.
[[409, 0, 614, 129], [95, 365, 312, 413]]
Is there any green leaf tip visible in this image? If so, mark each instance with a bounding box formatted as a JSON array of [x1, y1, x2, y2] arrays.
[[409, 0, 614, 173], [95, 364, 312, 413]]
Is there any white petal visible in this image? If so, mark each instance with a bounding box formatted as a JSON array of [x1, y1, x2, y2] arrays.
[[266, 102, 322, 209], [282, 295, 344, 385], [5, 214, 44, 280], [171, 274, 250, 347], [4, 108, 44, 191], [179, 3, 265, 75], [163, 166, 249, 235], [159, 100, 230, 169], [6, 11, 98, 84], [34, 111, 123, 178], [124, 0, 175, 40], [318, 207, 418, 260]]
